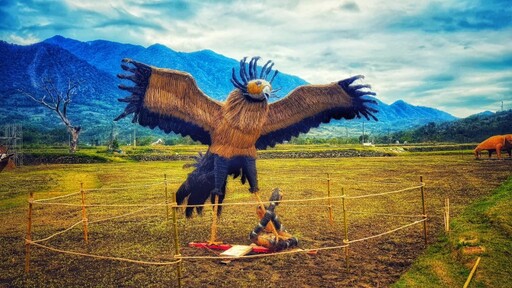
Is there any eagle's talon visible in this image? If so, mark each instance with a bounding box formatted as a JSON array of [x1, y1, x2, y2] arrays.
[[211, 188, 224, 196], [249, 187, 260, 193]]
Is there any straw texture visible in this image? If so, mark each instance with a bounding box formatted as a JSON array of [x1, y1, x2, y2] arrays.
[[257, 81, 377, 149], [116, 58, 378, 153]]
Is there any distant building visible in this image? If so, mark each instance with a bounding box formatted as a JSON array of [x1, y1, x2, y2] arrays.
[[151, 138, 164, 146]]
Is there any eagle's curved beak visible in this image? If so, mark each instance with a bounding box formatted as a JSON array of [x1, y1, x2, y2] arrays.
[[263, 85, 271, 99]]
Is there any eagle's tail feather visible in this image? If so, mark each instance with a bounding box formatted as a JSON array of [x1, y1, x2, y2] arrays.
[[176, 152, 236, 218]]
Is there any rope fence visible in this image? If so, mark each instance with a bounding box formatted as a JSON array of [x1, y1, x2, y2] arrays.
[[24, 174, 428, 288], [27, 241, 182, 266], [83, 181, 163, 192], [347, 219, 427, 244], [32, 191, 82, 202]]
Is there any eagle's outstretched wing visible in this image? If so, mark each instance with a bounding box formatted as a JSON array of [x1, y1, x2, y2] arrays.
[[256, 75, 378, 149], [115, 58, 222, 145]]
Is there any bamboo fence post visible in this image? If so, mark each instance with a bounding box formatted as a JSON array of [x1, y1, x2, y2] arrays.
[[25, 191, 34, 273], [341, 187, 349, 268], [80, 182, 89, 244], [420, 176, 427, 245], [170, 175, 183, 288], [463, 257, 481, 288], [327, 173, 334, 225], [209, 195, 220, 243], [444, 198, 450, 232], [165, 174, 169, 222]]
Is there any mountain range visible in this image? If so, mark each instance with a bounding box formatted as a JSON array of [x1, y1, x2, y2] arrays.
[[0, 35, 458, 143], [391, 109, 512, 143]]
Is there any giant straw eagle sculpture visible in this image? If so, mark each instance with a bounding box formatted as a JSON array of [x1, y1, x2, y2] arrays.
[[116, 57, 378, 217]]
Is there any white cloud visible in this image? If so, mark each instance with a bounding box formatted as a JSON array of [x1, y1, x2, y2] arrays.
[[2, 0, 511, 117], [7, 33, 40, 45]]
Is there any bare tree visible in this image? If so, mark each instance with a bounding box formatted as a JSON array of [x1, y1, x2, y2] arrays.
[[20, 78, 82, 153]]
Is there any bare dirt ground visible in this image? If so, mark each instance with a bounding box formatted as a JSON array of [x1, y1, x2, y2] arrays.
[[1, 155, 511, 287], [176, 156, 511, 288]]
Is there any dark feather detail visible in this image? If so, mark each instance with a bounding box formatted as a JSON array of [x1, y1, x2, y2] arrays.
[[259, 60, 272, 78], [248, 57, 257, 79], [115, 58, 219, 145], [230, 56, 278, 93], [137, 109, 211, 144], [269, 70, 279, 84], [257, 75, 378, 149], [115, 59, 151, 121], [239, 56, 248, 83], [176, 152, 250, 217], [256, 106, 356, 149], [252, 57, 260, 79], [231, 68, 245, 90]]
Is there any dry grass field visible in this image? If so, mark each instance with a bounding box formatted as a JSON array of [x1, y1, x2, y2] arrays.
[[0, 153, 510, 287]]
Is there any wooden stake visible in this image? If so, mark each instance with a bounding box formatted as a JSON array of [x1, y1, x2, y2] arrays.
[[209, 194, 220, 244], [80, 182, 89, 243], [463, 257, 481, 288], [444, 198, 450, 232], [341, 187, 349, 268], [25, 191, 34, 273], [164, 174, 169, 222], [170, 176, 183, 288], [420, 176, 427, 245], [446, 198, 450, 232], [327, 173, 334, 225]]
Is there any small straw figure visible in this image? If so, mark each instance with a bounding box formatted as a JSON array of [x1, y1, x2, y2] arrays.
[[249, 188, 298, 251]]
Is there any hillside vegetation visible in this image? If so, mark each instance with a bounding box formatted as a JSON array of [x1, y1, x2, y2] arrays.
[[1, 36, 457, 145], [389, 110, 512, 143], [394, 176, 512, 287], [18, 143, 482, 165]]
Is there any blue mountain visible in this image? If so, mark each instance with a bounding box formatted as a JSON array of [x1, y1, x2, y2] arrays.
[[1, 36, 458, 142], [0, 40, 121, 138], [43, 35, 307, 100], [377, 100, 455, 127]]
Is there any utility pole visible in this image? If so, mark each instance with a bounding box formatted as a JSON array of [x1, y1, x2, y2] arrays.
[[362, 122, 365, 144], [133, 127, 137, 147]]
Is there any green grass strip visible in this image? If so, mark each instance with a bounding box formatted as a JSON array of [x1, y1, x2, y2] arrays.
[[393, 176, 512, 288]]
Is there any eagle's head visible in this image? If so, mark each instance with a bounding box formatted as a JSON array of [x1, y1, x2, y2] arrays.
[[230, 57, 279, 102]]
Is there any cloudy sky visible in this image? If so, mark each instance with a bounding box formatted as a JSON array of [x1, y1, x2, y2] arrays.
[[1, 0, 511, 117]]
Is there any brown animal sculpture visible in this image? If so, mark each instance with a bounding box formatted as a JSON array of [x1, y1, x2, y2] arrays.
[[474, 134, 512, 159], [504, 134, 512, 158]]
